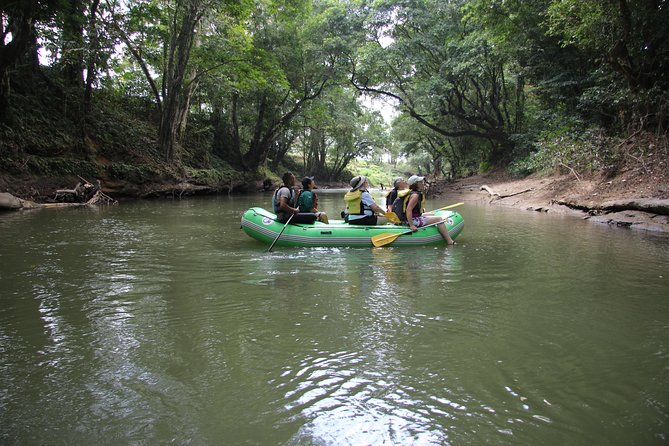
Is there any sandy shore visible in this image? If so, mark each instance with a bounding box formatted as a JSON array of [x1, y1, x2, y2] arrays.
[[430, 172, 669, 233]]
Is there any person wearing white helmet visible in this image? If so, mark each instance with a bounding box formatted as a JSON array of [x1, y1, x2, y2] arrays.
[[404, 175, 454, 245]]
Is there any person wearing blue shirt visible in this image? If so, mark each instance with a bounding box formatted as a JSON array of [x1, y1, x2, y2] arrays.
[[343, 175, 388, 225]]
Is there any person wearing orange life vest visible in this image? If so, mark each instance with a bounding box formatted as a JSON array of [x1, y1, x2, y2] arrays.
[[405, 175, 455, 245], [343, 175, 388, 225]]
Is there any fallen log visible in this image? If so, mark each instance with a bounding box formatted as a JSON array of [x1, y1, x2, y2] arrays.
[[480, 185, 534, 201], [553, 198, 669, 216], [480, 185, 499, 198], [1, 178, 117, 211]]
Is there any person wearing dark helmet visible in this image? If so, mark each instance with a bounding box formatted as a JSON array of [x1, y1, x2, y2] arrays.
[[385, 177, 407, 212], [343, 175, 387, 225], [272, 172, 318, 224], [297, 176, 329, 224]]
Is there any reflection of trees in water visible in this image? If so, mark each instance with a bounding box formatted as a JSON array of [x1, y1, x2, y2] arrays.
[[279, 248, 461, 446]]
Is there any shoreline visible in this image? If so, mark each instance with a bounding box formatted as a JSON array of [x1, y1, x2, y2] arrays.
[[430, 172, 669, 233], [3, 171, 668, 233]]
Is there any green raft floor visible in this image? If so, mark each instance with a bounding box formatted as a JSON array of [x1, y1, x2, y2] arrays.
[[241, 207, 464, 247]]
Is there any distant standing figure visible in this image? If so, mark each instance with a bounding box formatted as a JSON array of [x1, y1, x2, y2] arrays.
[[272, 172, 317, 224], [298, 176, 329, 224]]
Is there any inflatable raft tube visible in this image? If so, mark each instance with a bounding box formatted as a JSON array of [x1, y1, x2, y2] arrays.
[[241, 207, 464, 247]]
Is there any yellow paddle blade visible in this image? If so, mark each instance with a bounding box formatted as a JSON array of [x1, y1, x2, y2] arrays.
[[371, 218, 448, 247], [371, 231, 407, 247], [384, 212, 401, 224]]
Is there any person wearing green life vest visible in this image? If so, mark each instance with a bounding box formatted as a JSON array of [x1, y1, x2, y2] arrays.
[[272, 172, 318, 224], [343, 175, 388, 225], [297, 176, 329, 224]]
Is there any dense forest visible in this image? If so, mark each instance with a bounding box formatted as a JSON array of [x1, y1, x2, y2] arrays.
[[1, 0, 668, 197]]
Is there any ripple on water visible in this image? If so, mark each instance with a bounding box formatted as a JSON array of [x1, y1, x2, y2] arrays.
[[273, 349, 473, 445]]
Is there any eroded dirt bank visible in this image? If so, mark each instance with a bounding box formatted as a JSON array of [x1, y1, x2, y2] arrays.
[[431, 171, 669, 233]]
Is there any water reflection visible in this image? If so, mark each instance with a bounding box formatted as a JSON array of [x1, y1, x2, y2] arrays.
[[1, 197, 668, 444], [258, 247, 470, 444], [279, 348, 456, 445]]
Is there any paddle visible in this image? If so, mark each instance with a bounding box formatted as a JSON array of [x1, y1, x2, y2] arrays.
[[371, 219, 448, 247], [384, 211, 401, 224], [428, 201, 465, 213], [268, 213, 294, 252]]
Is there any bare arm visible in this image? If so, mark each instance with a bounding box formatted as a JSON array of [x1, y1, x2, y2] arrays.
[[370, 202, 386, 215], [279, 195, 298, 214]]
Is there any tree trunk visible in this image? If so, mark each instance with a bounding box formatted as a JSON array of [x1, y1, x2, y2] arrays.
[[83, 0, 101, 114], [212, 97, 243, 168], [60, 0, 85, 88], [158, 0, 202, 162], [0, 2, 38, 120]]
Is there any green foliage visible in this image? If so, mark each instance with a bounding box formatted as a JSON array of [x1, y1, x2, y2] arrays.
[[546, 0, 669, 129], [478, 161, 492, 174], [105, 163, 161, 183], [509, 117, 616, 177], [347, 159, 404, 188], [3, 0, 668, 188], [184, 155, 241, 186], [185, 167, 225, 185], [25, 157, 100, 178]]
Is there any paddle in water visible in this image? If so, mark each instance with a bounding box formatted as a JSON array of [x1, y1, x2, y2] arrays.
[[268, 213, 294, 252]]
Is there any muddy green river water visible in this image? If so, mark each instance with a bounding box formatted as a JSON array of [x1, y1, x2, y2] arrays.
[[1, 190, 667, 445]]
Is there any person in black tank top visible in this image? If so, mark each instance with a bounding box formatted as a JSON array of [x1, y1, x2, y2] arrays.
[[405, 175, 455, 245]]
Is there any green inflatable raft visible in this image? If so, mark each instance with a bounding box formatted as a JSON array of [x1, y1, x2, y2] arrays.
[[241, 207, 464, 247]]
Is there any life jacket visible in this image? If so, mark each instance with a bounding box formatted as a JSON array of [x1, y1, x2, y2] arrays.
[[272, 186, 294, 213], [385, 188, 399, 207], [392, 190, 424, 222], [297, 190, 315, 212], [344, 190, 373, 216]]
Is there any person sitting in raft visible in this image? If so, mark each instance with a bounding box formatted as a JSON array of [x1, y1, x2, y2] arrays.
[[403, 175, 455, 245], [272, 172, 318, 224], [385, 177, 407, 212], [298, 176, 329, 224], [344, 175, 388, 225]]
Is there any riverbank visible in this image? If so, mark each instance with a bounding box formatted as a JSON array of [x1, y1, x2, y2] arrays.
[[431, 169, 669, 233], [3, 159, 668, 234]]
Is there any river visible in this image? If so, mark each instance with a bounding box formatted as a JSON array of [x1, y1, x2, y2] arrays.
[[1, 190, 667, 445]]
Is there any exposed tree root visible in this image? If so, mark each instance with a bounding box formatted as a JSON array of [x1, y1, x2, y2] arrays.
[[0, 177, 117, 211], [480, 185, 534, 203]]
